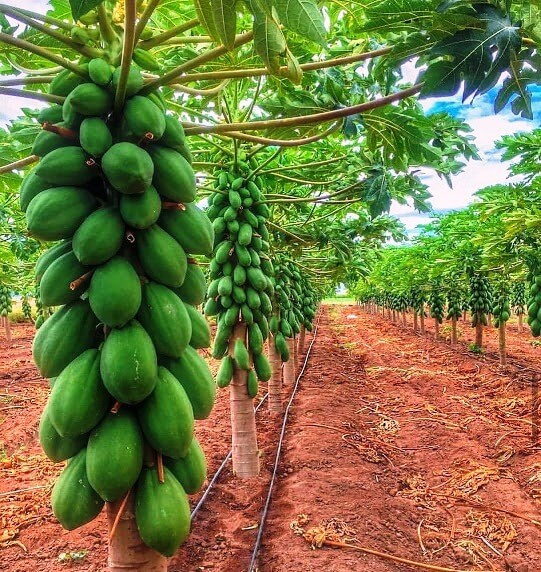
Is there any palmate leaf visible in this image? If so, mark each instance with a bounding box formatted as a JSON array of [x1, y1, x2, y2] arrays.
[[421, 3, 522, 102], [250, 1, 287, 74], [272, 0, 326, 46], [69, 0, 104, 21], [193, 0, 222, 43], [209, 0, 237, 50]]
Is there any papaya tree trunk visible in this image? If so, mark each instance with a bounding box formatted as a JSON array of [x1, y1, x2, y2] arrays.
[[268, 338, 282, 415], [402, 310, 407, 327], [298, 326, 306, 355], [413, 310, 418, 332], [420, 310, 425, 335], [293, 335, 299, 374], [283, 339, 295, 385], [434, 319, 439, 340], [107, 496, 167, 572], [499, 322, 507, 366], [462, 309, 467, 322], [518, 314, 523, 333], [488, 314, 492, 327], [387, 307, 391, 320], [5, 315, 11, 343], [475, 315, 483, 348], [451, 316, 458, 346], [230, 323, 259, 478]]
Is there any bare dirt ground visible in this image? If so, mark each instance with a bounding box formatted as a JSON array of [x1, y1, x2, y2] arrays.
[[1, 306, 541, 571]]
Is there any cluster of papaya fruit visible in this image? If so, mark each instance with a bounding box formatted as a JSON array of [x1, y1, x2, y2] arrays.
[[492, 282, 511, 327], [22, 296, 32, 321], [0, 284, 12, 319], [527, 269, 541, 336], [511, 282, 526, 318], [205, 168, 274, 395], [446, 289, 462, 320], [24, 59, 216, 557], [34, 288, 53, 329], [299, 275, 319, 332], [469, 273, 492, 327], [428, 285, 444, 324]]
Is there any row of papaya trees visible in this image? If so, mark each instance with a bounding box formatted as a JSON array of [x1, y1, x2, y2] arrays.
[[1, 0, 540, 570]]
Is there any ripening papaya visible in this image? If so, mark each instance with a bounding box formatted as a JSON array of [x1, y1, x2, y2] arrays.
[[51, 449, 104, 531], [147, 145, 196, 203], [35, 147, 96, 186], [19, 169, 53, 212], [79, 117, 113, 157], [72, 207, 125, 265], [86, 409, 144, 502], [39, 406, 87, 463], [173, 262, 206, 306], [40, 251, 90, 307], [160, 346, 215, 420], [33, 300, 99, 378], [135, 466, 191, 557], [137, 367, 194, 459], [48, 348, 110, 437], [158, 202, 214, 256], [137, 282, 191, 358], [88, 256, 142, 327], [100, 320, 158, 404], [123, 95, 166, 139], [165, 438, 206, 495], [101, 142, 154, 194]]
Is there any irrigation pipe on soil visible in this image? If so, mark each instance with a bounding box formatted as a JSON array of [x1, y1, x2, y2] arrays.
[[247, 310, 322, 571]]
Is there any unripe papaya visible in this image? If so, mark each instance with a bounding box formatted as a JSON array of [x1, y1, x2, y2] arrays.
[[253, 351, 271, 381], [39, 406, 87, 463], [135, 466, 191, 557], [49, 69, 84, 97], [35, 240, 72, 283], [37, 104, 64, 125], [212, 324, 231, 358], [31, 128, 77, 157], [33, 300, 99, 378], [100, 320, 158, 404], [68, 83, 113, 116], [247, 266, 267, 291], [88, 58, 113, 86], [204, 297, 220, 317], [120, 185, 162, 229], [247, 369, 258, 397], [160, 115, 186, 149], [148, 145, 196, 203], [101, 142, 154, 194], [35, 147, 96, 186], [137, 282, 191, 358], [216, 355, 234, 388], [51, 449, 104, 531], [79, 117, 112, 157], [137, 367, 194, 458], [26, 187, 97, 241], [165, 438, 206, 494], [72, 207, 125, 265], [160, 346, 215, 420], [19, 170, 53, 212], [86, 409, 144, 502], [136, 225, 187, 288], [173, 262, 206, 306], [132, 48, 160, 71], [112, 66, 143, 97], [234, 338, 250, 370], [248, 323, 264, 354], [123, 95, 166, 139], [40, 251, 89, 307], [183, 302, 211, 349], [88, 256, 142, 327], [48, 348, 110, 437]]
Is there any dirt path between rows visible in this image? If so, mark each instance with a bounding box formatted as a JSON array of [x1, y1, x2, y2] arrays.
[[1, 306, 541, 571]]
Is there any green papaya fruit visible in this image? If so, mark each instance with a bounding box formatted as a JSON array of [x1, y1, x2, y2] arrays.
[[61, 97, 85, 129], [49, 69, 84, 97], [136, 225, 187, 287], [173, 262, 206, 306], [100, 320, 158, 404], [165, 438, 206, 494], [72, 207, 125, 265], [101, 142, 154, 194], [68, 83, 113, 115], [40, 251, 89, 306], [137, 367, 194, 458], [135, 466, 190, 557], [31, 128, 77, 157], [216, 355, 234, 388], [35, 147, 96, 186], [246, 288, 261, 310], [247, 369, 259, 397], [35, 240, 72, 283], [147, 146, 196, 203], [275, 331, 289, 361], [241, 303, 254, 324], [120, 185, 162, 229], [88, 58, 113, 85], [223, 304, 239, 327], [39, 405, 87, 463], [248, 323, 263, 354], [238, 223, 253, 246], [137, 282, 191, 358], [247, 267, 267, 291], [112, 66, 143, 97], [212, 323, 231, 359], [158, 203, 214, 256], [86, 409, 144, 502], [218, 275, 233, 297], [123, 95, 166, 139], [79, 117, 113, 157], [48, 348, 110, 437], [234, 338, 250, 370], [33, 300, 99, 378], [52, 449, 104, 531], [160, 346, 215, 420], [183, 302, 211, 349], [214, 240, 233, 264], [253, 351, 271, 382], [160, 115, 186, 149], [235, 244, 251, 267], [232, 284, 246, 305], [204, 297, 220, 317], [19, 170, 53, 212], [89, 256, 142, 327], [233, 265, 247, 286], [37, 104, 64, 124]]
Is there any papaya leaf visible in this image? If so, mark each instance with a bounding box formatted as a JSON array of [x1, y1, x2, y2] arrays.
[[250, 0, 286, 74], [210, 0, 237, 50], [69, 0, 104, 21], [273, 0, 326, 46], [193, 0, 222, 43]]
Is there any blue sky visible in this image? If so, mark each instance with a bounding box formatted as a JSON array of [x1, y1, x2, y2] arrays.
[[392, 63, 541, 237]]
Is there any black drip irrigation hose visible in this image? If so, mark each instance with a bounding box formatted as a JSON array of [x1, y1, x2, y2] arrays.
[[247, 309, 322, 572], [191, 392, 269, 519]]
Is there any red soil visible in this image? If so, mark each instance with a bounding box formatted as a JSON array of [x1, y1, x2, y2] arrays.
[[1, 307, 541, 571]]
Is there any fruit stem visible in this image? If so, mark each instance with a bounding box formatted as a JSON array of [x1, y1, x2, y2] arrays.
[[113, 0, 137, 113], [126, 231, 136, 243], [42, 122, 79, 140], [161, 201, 186, 211], [69, 270, 94, 291], [111, 402, 122, 414], [156, 453, 165, 484], [108, 489, 132, 541]]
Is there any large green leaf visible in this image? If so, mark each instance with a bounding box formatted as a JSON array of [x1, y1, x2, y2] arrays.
[[69, 0, 104, 21], [273, 0, 326, 46], [251, 3, 287, 74], [193, 0, 222, 43], [210, 0, 238, 49]]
